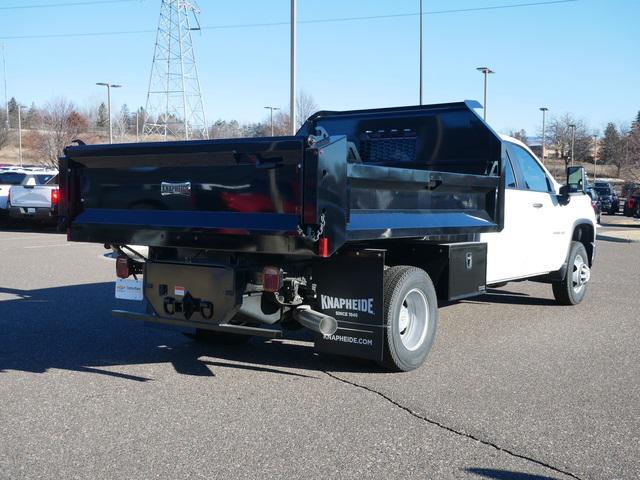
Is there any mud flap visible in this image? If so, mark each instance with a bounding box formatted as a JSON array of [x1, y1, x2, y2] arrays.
[[312, 250, 384, 361]]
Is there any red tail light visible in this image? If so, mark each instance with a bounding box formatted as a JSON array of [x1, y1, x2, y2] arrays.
[[116, 255, 131, 279], [318, 237, 330, 258], [262, 266, 282, 293], [51, 188, 60, 206]]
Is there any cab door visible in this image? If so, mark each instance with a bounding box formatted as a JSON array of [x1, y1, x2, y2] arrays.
[[481, 150, 533, 283], [482, 142, 567, 283], [506, 142, 568, 275]]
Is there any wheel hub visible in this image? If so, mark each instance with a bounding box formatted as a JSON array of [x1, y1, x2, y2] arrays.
[[572, 254, 590, 294], [398, 289, 429, 351]]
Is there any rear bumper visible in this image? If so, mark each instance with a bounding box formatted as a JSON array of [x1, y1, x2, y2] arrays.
[[8, 206, 57, 221]]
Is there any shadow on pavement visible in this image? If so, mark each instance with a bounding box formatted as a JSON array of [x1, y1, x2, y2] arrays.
[[596, 234, 636, 243], [466, 468, 560, 480], [0, 282, 376, 382], [0, 281, 565, 381], [456, 289, 557, 307]]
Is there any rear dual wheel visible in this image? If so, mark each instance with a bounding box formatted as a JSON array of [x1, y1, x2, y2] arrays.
[[380, 266, 438, 372]]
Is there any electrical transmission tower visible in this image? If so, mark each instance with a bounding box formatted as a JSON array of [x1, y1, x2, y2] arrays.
[[143, 0, 208, 141]]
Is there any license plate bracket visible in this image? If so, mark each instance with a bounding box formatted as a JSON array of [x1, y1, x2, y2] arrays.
[[115, 277, 144, 300]]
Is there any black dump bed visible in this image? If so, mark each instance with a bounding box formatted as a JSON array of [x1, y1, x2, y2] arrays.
[[60, 101, 504, 256]]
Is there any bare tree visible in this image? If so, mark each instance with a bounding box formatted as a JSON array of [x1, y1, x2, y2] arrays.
[[296, 91, 318, 129], [30, 98, 89, 167], [546, 113, 591, 167], [0, 109, 8, 150], [508, 128, 528, 144], [112, 104, 131, 142], [209, 119, 244, 139], [273, 110, 292, 136]]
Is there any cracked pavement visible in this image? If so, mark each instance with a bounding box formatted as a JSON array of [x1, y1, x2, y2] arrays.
[[0, 222, 638, 479]]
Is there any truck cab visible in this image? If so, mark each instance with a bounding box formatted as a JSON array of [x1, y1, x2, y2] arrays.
[[482, 136, 595, 286]]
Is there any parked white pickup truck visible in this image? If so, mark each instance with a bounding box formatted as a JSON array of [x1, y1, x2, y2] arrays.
[[1, 169, 56, 220], [8, 172, 59, 224]]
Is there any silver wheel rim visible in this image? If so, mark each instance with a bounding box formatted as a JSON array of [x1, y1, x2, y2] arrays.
[[572, 253, 590, 294], [398, 288, 429, 351]]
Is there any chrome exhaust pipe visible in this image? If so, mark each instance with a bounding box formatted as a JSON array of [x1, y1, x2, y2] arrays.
[[293, 306, 338, 336]]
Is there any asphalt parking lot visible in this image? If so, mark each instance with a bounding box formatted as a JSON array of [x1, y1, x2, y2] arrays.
[[0, 219, 638, 480]]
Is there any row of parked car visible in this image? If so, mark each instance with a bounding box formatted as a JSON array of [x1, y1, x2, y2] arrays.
[[579, 180, 640, 224], [0, 166, 60, 225]]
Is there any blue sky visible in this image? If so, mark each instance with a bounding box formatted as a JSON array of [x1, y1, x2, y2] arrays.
[[1, 0, 638, 135]]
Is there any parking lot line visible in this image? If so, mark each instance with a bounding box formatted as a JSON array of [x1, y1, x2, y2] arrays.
[[0, 235, 65, 241], [22, 243, 91, 249]]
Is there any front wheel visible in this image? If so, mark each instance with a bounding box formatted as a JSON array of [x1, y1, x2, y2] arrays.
[[380, 266, 438, 372], [552, 241, 590, 305]]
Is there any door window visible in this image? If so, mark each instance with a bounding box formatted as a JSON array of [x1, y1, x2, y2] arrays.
[[504, 157, 517, 188], [508, 144, 552, 192]]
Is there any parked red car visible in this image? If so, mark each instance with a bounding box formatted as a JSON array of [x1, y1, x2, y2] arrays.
[[623, 189, 640, 217]]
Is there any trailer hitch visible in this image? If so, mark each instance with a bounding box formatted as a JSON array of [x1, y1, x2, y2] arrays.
[[163, 294, 214, 321]]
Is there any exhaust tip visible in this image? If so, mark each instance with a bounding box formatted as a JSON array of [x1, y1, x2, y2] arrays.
[[318, 315, 338, 336], [293, 306, 338, 336]]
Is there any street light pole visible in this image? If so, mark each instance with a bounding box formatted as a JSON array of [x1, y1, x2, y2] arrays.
[[290, 0, 297, 135], [539, 107, 548, 163], [593, 135, 598, 181], [264, 106, 280, 136], [476, 67, 494, 121], [17, 104, 23, 167], [569, 123, 576, 166], [419, 0, 423, 105], [1, 43, 7, 129], [96, 82, 121, 144]]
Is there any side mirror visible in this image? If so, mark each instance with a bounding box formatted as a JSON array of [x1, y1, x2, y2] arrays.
[[559, 184, 571, 205], [566, 165, 586, 194]]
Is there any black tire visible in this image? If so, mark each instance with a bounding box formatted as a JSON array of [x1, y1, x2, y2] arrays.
[[552, 241, 590, 306], [380, 266, 438, 372]]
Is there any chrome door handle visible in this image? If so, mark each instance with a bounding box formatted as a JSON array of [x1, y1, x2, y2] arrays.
[[532, 203, 543, 208]]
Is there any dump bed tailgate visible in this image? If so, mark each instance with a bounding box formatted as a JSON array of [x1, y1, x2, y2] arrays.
[[61, 138, 305, 250]]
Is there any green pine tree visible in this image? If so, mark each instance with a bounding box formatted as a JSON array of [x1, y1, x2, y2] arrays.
[[599, 122, 620, 165], [7, 97, 18, 127], [96, 102, 108, 128]]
